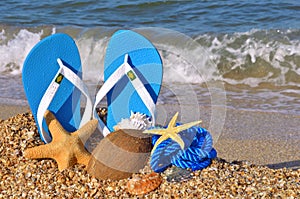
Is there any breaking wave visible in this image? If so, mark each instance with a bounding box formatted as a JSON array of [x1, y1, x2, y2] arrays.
[[1, 26, 299, 89]]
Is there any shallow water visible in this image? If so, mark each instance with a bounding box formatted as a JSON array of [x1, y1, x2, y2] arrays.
[[0, 0, 299, 116]]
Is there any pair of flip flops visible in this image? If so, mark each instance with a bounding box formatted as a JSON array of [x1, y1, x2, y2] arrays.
[[23, 30, 163, 143]]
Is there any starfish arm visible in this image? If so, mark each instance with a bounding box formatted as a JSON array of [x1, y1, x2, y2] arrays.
[[151, 135, 167, 154], [168, 112, 179, 128], [169, 133, 185, 150], [73, 135, 92, 167], [174, 120, 202, 133], [75, 149, 91, 167], [25, 111, 97, 171], [24, 143, 59, 159], [55, 152, 74, 171], [75, 119, 98, 144], [44, 110, 69, 142], [44, 110, 56, 125], [143, 128, 165, 135]]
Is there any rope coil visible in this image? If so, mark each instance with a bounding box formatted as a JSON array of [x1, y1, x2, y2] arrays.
[[150, 125, 217, 172]]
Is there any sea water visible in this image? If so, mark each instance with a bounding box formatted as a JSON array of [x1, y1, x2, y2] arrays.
[[0, 0, 299, 116]]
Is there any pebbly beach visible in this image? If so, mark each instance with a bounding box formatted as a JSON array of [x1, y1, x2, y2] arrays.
[[0, 103, 299, 198], [1, 1, 300, 197]]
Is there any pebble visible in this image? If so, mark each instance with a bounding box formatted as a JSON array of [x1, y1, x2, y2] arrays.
[[0, 112, 299, 198], [164, 166, 192, 182]]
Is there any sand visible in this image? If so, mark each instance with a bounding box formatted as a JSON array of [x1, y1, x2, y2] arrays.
[[0, 103, 299, 169], [0, 104, 30, 120], [0, 103, 299, 198]]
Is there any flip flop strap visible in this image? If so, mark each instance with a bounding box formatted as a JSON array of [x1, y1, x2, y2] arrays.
[[93, 54, 156, 134], [124, 55, 156, 125], [37, 58, 93, 143]]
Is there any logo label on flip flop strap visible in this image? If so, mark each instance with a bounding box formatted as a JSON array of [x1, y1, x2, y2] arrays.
[[127, 70, 136, 81], [55, 73, 64, 84]]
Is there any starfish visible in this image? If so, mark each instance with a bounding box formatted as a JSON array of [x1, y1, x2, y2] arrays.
[[143, 112, 202, 154], [24, 110, 98, 171]]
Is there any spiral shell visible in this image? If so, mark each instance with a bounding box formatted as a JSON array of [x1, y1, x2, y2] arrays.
[[114, 111, 152, 131]]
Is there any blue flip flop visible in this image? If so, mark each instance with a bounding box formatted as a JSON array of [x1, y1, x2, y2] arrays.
[[93, 30, 163, 133], [23, 33, 86, 143]]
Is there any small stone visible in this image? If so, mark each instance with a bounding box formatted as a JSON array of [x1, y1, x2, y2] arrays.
[[68, 171, 75, 178], [164, 167, 192, 182], [27, 131, 35, 138], [25, 172, 32, 178]]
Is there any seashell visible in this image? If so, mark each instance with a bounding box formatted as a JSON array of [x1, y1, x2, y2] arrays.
[[127, 172, 162, 195], [114, 111, 152, 131]]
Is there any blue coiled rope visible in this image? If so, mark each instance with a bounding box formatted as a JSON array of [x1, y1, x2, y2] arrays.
[[150, 124, 217, 173]]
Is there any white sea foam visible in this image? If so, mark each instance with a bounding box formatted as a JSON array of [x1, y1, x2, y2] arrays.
[[0, 29, 42, 75], [195, 29, 300, 87], [0, 27, 299, 89], [76, 35, 108, 84]]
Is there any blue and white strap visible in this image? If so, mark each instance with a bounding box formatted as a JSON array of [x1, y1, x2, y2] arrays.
[[93, 54, 156, 136], [36, 58, 93, 143], [37, 53, 156, 142]]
